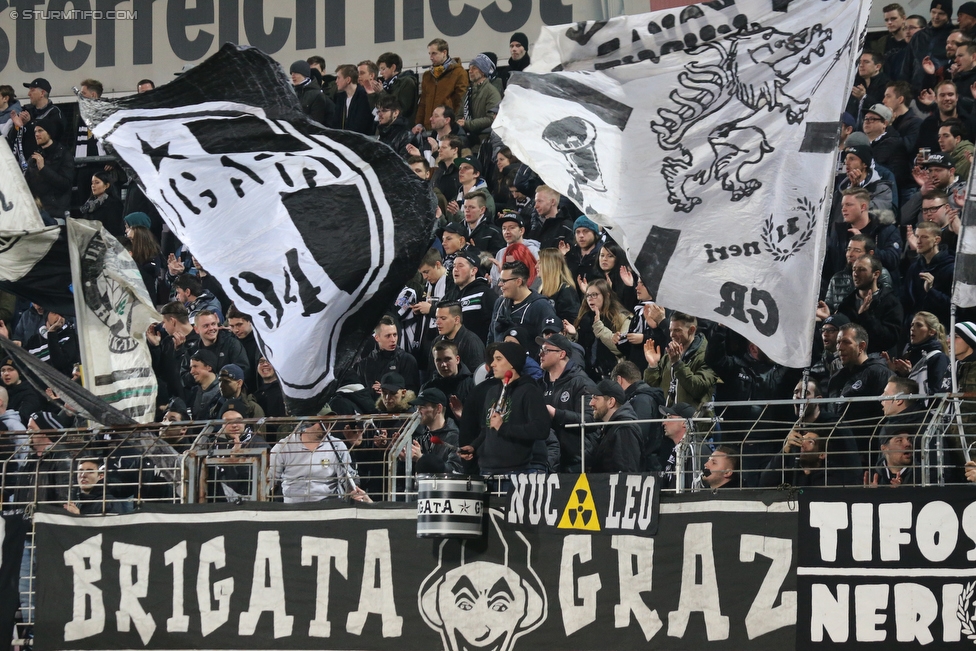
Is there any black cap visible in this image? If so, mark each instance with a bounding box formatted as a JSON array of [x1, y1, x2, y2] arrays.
[[220, 398, 249, 417], [456, 249, 482, 269], [166, 397, 189, 420], [822, 313, 851, 329], [409, 388, 448, 409], [190, 349, 219, 372], [923, 152, 954, 169], [443, 222, 467, 236], [541, 317, 561, 334], [660, 402, 695, 420], [497, 212, 524, 228], [456, 156, 482, 174], [24, 78, 51, 93], [593, 379, 626, 403], [536, 333, 573, 355], [380, 372, 406, 392]]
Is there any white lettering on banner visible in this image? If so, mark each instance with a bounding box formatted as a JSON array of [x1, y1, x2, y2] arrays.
[[738, 535, 795, 640], [605, 475, 656, 531], [302, 536, 349, 638], [611, 536, 661, 641], [239, 531, 294, 637], [164, 541, 190, 632], [558, 535, 600, 635], [507, 474, 560, 526], [63, 534, 105, 641], [346, 529, 402, 637], [809, 500, 976, 564], [197, 536, 234, 636], [112, 542, 156, 645], [812, 581, 967, 643], [667, 523, 729, 641]]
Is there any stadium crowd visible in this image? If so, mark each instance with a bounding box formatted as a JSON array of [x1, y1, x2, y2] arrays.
[[5, 5, 976, 515]]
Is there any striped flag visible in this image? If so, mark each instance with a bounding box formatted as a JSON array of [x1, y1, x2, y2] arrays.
[[952, 166, 976, 307]]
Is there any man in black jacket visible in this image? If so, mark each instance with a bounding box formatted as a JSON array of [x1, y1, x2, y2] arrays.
[[828, 323, 891, 456], [490, 261, 559, 355], [180, 311, 250, 395], [331, 64, 374, 135], [611, 360, 664, 471], [587, 380, 642, 473], [459, 342, 550, 476], [358, 316, 419, 396], [25, 115, 74, 217], [290, 60, 334, 126], [836, 255, 904, 355], [432, 302, 485, 375], [376, 95, 412, 158], [452, 250, 497, 343], [539, 333, 596, 472], [422, 341, 474, 416]]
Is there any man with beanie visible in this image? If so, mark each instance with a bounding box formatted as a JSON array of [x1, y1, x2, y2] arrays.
[[497, 32, 531, 88], [588, 380, 643, 473], [7, 77, 64, 170], [25, 114, 74, 218], [457, 54, 501, 151], [959, 2, 976, 38], [566, 214, 604, 282], [901, 1, 954, 92], [291, 60, 334, 126], [943, 321, 976, 396], [458, 341, 551, 477]]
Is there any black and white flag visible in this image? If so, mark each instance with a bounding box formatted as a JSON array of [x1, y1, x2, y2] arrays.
[[952, 163, 976, 307], [82, 44, 437, 415], [494, 0, 869, 367], [0, 144, 75, 315], [67, 219, 161, 423]]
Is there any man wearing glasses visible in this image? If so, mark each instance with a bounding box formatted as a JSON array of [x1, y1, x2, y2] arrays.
[[490, 262, 558, 356], [375, 94, 411, 158], [902, 152, 963, 228], [913, 189, 958, 254], [537, 333, 596, 472]]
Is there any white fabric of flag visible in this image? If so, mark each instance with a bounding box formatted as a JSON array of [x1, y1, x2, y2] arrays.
[[67, 219, 161, 423], [494, 0, 870, 367]]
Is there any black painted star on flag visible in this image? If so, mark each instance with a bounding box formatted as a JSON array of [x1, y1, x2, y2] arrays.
[[138, 135, 185, 171]]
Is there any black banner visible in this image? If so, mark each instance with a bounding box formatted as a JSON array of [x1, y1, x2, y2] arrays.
[[798, 488, 976, 649], [504, 472, 661, 536], [35, 491, 796, 650]]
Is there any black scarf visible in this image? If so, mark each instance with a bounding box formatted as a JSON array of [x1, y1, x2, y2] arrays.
[[382, 73, 398, 92], [508, 54, 531, 72]]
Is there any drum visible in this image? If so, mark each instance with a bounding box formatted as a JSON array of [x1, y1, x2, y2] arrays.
[[416, 475, 487, 538]]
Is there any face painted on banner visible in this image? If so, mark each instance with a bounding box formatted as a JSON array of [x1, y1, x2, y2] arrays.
[[94, 103, 395, 406]]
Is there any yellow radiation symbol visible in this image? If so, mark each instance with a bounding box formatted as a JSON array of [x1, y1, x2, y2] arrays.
[[558, 474, 600, 531]]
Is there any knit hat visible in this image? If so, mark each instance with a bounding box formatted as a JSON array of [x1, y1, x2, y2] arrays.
[[470, 53, 496, 77], [843, 144, 873, 168], [190, 349, 219, 372], [166, 397, 189, 420], [504, 325, 531, 349], [846, 131, 870, 148], [290, 60, 312, 79], [864, 103, 892, 123], [510, 32, 529, 50], [493, 341, 526, 374], [124, 212, 152, 230], [956, 321, 976, 349], [33, 115, 62, 141], [574, 215, 600, 234], [0, 357, 16, 370], [931, 0, 953, 15], [220, 398, 249, 417], [960, 1, 976, 17]]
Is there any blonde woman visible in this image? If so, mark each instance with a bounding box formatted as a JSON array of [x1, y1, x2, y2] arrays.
[[887, 311, 949, 395], [538, 248, 580, 323]]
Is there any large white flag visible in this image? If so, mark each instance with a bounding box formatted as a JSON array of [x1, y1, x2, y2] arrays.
[[494, 0, 870, 367], [67, 219, 161, 423]]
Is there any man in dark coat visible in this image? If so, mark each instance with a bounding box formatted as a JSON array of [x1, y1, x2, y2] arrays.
[[24, 115, 74, 217], [539, 334, 597, 472], [290, 60, 334, 126], [376, 94, 412, 158], [611, 360, 664, 471], [587, 380, 643, 473], [331, 64, 374, 135]]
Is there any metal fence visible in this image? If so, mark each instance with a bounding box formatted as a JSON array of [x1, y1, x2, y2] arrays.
[[4, 393, 975, 644]]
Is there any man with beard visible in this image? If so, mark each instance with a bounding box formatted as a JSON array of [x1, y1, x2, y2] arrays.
[[406, 388, 460, 471], [697, 446, 738, 491], [760, 431, 832, 487], [836, 255, 904, 354], [539, 333, 596, 472], [587, 380, 642, 473], [456, 54, 500, 152], [376, 95, 411, 158], [611, 360, 664, 471], [827, 323, 891, 457], [823, 235, 894, 312], [490, 261, 558, 356]]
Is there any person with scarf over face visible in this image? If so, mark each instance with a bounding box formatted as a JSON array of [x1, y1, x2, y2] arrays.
[[497, 32, 532, 88]]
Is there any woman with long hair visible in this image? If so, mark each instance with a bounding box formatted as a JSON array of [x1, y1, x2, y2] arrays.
[[592, 242, 638, 308], [889, 311, 950, 396], [493, 147, 521, 210], [124, 212, 168, 305], [78, 171, 125, 239], [565, 278, 632, 382], [538, 248, 580, 323]]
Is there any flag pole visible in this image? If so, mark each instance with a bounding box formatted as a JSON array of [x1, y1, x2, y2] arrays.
[[949, 151, 976, 463]]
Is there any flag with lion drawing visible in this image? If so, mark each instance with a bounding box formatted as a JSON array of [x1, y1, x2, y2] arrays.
[[494, 0, 871, 367]]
